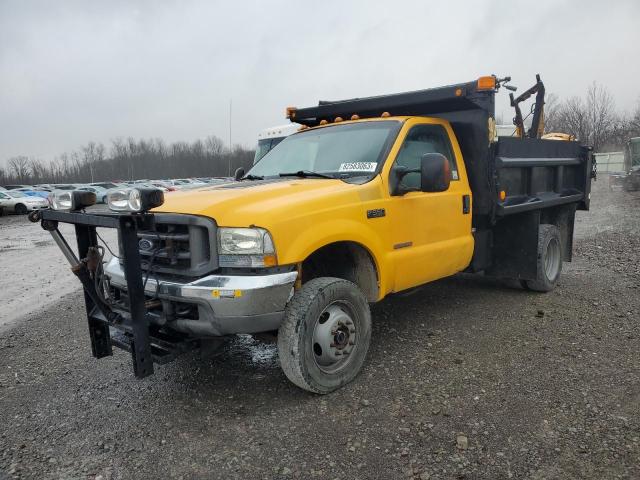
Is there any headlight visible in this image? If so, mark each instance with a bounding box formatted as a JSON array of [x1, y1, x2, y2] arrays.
[[51, 190, 96, 211], [107, 188, 164, 212], [218, 227, 277, 267]]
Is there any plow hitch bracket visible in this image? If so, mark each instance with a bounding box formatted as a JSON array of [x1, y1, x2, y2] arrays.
[[35, 209, 160, 378]]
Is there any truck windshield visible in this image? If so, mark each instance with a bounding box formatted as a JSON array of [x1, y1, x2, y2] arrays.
[[248, 121, 400, 178], [254, 137, 287, 164]]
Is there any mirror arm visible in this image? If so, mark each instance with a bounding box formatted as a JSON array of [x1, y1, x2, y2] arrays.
[[391, 166, 420, 196]]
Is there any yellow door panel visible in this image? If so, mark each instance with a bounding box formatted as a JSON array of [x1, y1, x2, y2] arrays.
[[382, 118, 474, 292]]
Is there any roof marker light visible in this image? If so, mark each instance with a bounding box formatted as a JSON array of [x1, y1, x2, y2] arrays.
[[477, 76, 496, 91], [351, 114, 360, 120], [319, 119, 328, 125], [334, 116, 343, 123], [381, 112, 390, 117], [285, 106, 297, 119]]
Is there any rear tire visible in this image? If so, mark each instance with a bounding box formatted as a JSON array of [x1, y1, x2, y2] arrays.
[[524, 224, 562, 292], [14, 203, 27, 215], [278, 277, 371, 394]]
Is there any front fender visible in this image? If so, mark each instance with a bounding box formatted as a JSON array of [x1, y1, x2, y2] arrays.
[[275, 218, 390, 300]]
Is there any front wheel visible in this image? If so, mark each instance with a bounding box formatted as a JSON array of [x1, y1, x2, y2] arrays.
[[14, 203, 27, 215], [278, 277, 371, 394], [523, 224, 563, 292]]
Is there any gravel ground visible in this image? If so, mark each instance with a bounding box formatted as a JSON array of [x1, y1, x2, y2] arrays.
[[0, 180, 639, 479]]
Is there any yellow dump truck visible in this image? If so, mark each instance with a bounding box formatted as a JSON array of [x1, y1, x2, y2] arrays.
[[32, 75, 595, 393]]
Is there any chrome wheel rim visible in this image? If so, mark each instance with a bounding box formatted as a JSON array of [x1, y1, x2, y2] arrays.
[[544, 237, 561, 280], [312, 301, 357, 374]]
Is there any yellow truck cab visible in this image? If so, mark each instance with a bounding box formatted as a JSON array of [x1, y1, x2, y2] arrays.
[[34, 75, 595, 394]]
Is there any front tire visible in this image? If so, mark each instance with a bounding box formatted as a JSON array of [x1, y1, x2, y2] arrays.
[[14, 203, 27, 215], [278, 277, 371, 394], [523, 224, 563, 292]]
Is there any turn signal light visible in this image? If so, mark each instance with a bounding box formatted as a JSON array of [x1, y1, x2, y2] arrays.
[[499, 190, 506, 201], [285, 106, 297, 119], [477, 76, 496, 91]]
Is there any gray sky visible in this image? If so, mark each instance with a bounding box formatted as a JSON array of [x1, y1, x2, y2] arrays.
[[1, 0, 639, 163]]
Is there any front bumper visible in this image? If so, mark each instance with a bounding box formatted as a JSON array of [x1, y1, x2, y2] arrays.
[[104, 258, 297, 336]]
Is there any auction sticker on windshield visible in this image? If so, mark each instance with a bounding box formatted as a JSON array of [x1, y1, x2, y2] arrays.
[[338, 162, 377, 172]]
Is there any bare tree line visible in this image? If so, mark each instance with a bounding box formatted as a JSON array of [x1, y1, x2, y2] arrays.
[[544, 83, 640, 152], [0, 135, 255, 186]]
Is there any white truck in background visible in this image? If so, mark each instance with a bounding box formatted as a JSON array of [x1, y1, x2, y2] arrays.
[[253, 123, 300, 164]]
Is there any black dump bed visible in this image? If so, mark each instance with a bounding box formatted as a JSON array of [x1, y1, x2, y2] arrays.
[[291, 78, 594, 229]]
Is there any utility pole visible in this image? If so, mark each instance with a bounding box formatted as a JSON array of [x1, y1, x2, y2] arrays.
[[228, 98, 232, 176]]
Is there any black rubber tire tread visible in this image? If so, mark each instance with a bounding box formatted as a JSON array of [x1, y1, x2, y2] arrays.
[[14, 203, 27, 215], [277, 277, 371, 394], [525, 224, 562, 292]]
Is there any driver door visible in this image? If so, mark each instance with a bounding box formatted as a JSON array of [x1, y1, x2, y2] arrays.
[[385, 120, 473, 292]]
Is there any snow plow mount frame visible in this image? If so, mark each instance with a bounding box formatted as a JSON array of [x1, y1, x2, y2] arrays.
[[32, 208, 197, 378]]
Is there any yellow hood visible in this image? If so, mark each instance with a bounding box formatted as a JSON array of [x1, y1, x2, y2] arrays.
[[153, 177, 388, 270], [153, 178, 376, 227]]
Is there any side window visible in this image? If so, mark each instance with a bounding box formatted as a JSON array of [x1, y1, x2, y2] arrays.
[[0, 193, 7, 199], [393, 124, 459, 190]]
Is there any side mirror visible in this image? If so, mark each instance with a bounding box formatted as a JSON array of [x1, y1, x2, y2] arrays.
[[390, 153, 451, 195], [420, 153, 451, 192], [234, 167, 245, 181]]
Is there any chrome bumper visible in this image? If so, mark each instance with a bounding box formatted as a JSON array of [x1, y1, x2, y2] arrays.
[[104, 258, 297, 335]]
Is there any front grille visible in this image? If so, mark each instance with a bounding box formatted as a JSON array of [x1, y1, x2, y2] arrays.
[[133, 214, 217, 277]]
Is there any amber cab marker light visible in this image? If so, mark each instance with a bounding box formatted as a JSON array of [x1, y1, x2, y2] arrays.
[[285, 106, 297, 119], [477, 76, 496, 91], [319, 119, 328, 125], [381, 111, 391, 117], [334, 116, 343, 123], [351, 114, 360, 120], [455, 88, 463, 97], [499, 190, 507, 201]]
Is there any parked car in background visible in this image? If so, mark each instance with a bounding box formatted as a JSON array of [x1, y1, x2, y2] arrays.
[[90, 182, 122, 190], [14, 187, 50, 199], [0, 190, 48, 215], [76, 185, 110, 203], [143, 182, 174, 192], [148, 181, 176, 191], [3, 184, 32, 190]]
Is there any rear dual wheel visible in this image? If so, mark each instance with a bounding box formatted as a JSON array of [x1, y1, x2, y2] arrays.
[[278, 277, 371, 394], [522, 224, 563, 292]]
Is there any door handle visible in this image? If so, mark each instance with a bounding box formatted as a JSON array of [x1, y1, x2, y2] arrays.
[[462, 195, 470, 214]]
